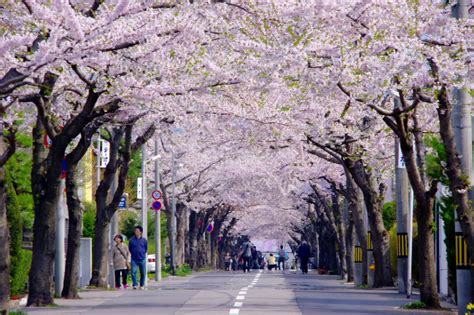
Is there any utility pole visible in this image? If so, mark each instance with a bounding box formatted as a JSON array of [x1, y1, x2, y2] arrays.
[[407, 188, 414, 298], [395, 99, 410, 294], [170, 150, 177, 275], [154, 139, 162, 282], [141, 144, 148, 286], [54, 179, 66, 296], [366, 208, 374, 287], [452, 1, 472, 314], [108, 174, 118, 287]]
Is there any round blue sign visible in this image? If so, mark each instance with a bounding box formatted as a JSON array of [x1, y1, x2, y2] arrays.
[[151, 200, 162, 211]]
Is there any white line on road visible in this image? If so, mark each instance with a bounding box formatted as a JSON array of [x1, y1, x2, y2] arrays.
[[248, 285, 253, 288], [229, 308, 240, 314], [234, 301, 243, 307], [238, 291, 247, 295], [236, 295, 245, 300], [241, 287, 248, 291]]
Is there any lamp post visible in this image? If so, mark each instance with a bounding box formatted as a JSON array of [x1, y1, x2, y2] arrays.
[[141, 144, 148, 287], [452, 2, 472, 314], [170, 149, 177, 275], [153, 139, 162, 282]]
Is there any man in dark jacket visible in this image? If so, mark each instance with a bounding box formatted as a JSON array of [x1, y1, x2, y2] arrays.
[[297, 241, 310, 274], [129, 225, 148, 289]]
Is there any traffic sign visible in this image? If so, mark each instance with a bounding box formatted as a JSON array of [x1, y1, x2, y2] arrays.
[[151, 200, 162, 211], [118, 195, 127, 209], [206, 223, 214, 233], [151, 189, 163, 200]]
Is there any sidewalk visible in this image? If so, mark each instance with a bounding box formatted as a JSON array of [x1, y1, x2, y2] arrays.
[[283, 271, 457, 315], [14, 273, 201, 314]]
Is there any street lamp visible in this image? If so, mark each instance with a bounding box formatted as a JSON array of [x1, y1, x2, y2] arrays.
[[140, 142, 163, 283], [169, 127, 184, 275]]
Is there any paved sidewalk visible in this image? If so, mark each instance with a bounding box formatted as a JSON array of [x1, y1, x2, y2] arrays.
[[284, 271, 457, 315]]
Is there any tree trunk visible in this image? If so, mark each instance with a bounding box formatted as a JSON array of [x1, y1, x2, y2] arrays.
[[437, 86, 474, 302], [0, 140, 10, 312], [90, 211, 110, 287], [386, 107, 441, 308], [332, 193, 348, 280], [188, 211, 199, 269], [176, 203, 188, 267], [28, 133, 67, 305], [61, 166, 84, 298], [345, 213, 355, 282], [416, 197, 439, 307], [344, 156, 393, 287], [346, 170, 368, 284]]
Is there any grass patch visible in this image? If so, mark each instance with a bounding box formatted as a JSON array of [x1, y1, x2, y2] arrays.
[[403, 301, 427, 309], [175, 264, 192, 277], [161, 264, 192, 277], [9, 311, 28, 315], [355, 283, 369, 289]]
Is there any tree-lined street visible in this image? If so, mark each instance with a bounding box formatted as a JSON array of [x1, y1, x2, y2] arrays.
[[1, 0, 473, 314]]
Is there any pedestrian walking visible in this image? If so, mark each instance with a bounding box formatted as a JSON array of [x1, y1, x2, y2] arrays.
[[129, 225, 148, 289], [267, 253, 277, 271], [251, 246, 260, 269], [278, 245, 286, 270], [224, 252, 232, 271], [240, 240, 252, 273], [112, 234, 131, 289], [298, 241, 311, 274]]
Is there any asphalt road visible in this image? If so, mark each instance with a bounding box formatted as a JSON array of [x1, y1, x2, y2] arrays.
[[23, 270, 456, 315]]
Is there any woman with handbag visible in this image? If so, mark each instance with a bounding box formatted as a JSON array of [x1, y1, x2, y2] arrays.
[[112, 234, 131, 289]]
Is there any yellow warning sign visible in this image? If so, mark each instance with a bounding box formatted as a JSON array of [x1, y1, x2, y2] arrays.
[[397, 233, 408, 258], [367, 231, 373, 251], [456, 233, 469, 269]]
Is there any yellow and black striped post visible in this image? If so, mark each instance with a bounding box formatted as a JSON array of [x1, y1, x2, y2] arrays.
[[367, 231, 373, 251], [354, 246, 363, 263], [397, 233, 408, 258], [455, 232, 469, 270]]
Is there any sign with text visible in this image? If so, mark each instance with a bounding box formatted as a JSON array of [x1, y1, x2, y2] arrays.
[[398, 144, 406, 169], [99, 140, 110, 168], [137, 177, 143, 199]]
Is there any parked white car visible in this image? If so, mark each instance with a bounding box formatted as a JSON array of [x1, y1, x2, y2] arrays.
[[147, 254, 156, 273]]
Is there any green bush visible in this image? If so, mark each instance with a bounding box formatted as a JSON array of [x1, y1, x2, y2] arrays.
[[120, 210, 139, 240], [382, 201, 396, 231], [10, 249, 32, 297], [82, 201, 96, 240]]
